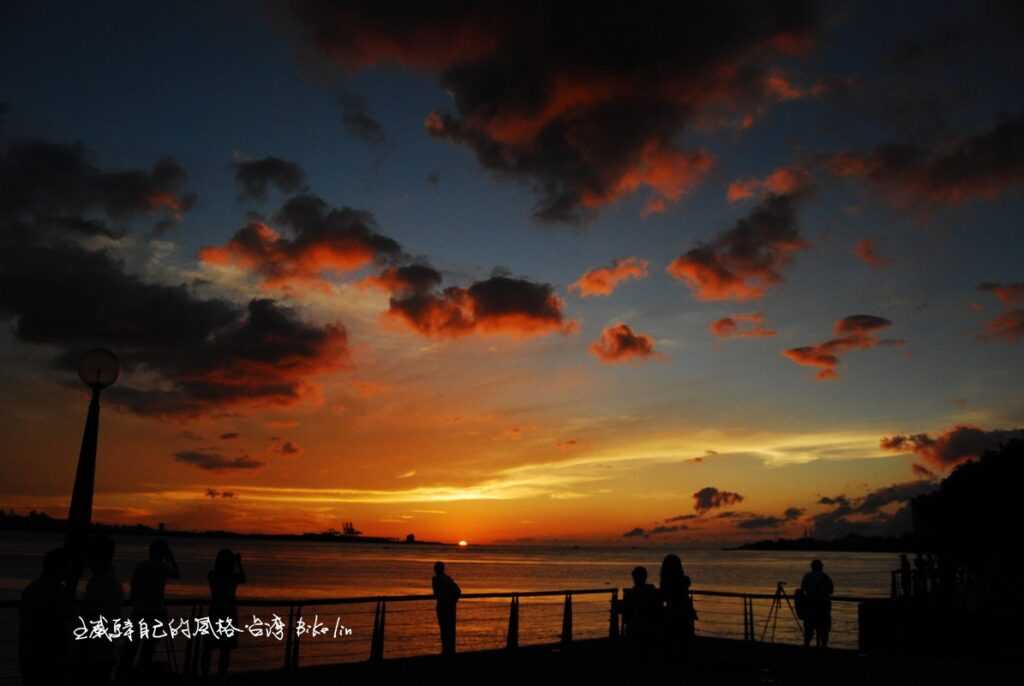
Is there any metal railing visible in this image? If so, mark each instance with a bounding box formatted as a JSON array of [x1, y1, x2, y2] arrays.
[[0, 585, 878, 681]]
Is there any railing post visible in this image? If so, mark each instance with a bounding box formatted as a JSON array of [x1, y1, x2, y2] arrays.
[[283, 605, 294, 669], [560, 593, 573, 648], [370, 600, 386, 662], [745, 597, 756, 641], [506, 596, 519, 649], [609, 589, 619, 639], [291, 604, 303, 670], [183, 603, 196, 676]]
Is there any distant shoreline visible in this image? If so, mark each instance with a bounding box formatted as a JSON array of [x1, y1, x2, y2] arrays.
[[0, 510, 452, 546], [728, 534, 913, 553]]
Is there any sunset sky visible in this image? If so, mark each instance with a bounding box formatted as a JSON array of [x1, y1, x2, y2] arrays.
[[1, 1, 1022, 545]]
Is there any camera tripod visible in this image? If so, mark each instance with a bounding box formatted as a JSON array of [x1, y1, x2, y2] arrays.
[[761, 581, 803, 643]]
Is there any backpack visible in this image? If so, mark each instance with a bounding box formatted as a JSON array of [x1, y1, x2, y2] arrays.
[[793, 587, 806, 620]]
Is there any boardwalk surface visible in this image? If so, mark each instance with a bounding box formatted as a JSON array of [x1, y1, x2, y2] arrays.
[[224, 636, 1010, 685]]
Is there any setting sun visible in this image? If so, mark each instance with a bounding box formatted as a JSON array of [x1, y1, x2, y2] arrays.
[[458, 540, 469, 547]]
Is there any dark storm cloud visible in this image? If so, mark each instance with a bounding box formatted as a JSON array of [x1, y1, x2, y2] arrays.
[[810, 479, 936, 538], [386, 275, 577, 338], [693, 486, 744, 514], [200, 194, 402, 289], [1, 139, 195, 234], [234, 156, 307, 200], [881, 425, 1024, 469], [282, 1, 820, 223], [667, 187, 811, 301], [0, 236, 349, 418], [175, 451, 264, 471], [826, 112, 1024, 207], [338, 87, 385, 145], [853, 480, 936, 514], [784, 507, 805, 520]]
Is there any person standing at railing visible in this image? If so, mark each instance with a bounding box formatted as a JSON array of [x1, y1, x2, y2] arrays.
[[19, 547, 72, 686], [622, 566, 660, 659], [202, 549, 246, 680], [899, 554, 913, 600], [78, 535, 123, 686], [432, 561, 461, 656], [119, 539, 180, 678], [800, 559, 833, 648], [659, 554, 696, 663]]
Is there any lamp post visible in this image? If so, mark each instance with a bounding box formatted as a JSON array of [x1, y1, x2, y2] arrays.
[[66, 348, 119, 590]]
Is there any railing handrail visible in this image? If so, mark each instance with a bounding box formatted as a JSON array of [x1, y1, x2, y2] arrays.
[[689, 589, 882, 603], [0, 585, 883, 610]]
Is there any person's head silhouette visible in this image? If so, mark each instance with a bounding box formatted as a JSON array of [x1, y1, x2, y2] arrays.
[[42, 547, 71, 579], [214, 548, 235, 575], [631, 566, 648, 586], [660, 553, 684, 590], [811, 559, 824, 572], [434, 561, 445, 576]]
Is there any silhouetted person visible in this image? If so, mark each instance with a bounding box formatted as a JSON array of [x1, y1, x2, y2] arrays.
[[800, 559, 833, 648], [79, 535, 123, 686], [202, 549, 245, 681], [120, 539, 180, 677], [659, 554, 696, 662], [19, 547, 72, 686], [432, 561, 461, 656], [899, 554, 912, 599], [622, 566, 660, 658], [914, 552, 928, 597]]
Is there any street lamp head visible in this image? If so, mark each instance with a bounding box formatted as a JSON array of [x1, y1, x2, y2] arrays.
[[78, 348, 119, 389]]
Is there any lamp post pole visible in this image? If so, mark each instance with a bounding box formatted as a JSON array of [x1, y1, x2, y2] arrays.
[[66, 348, 119, 592], [67, 386, 102, 531]]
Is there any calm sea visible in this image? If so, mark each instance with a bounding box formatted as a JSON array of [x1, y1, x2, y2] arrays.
[[0, 531, 895, 674]]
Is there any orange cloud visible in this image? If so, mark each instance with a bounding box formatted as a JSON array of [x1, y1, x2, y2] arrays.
[[569, 257, 649, 297], [667, 192, 810, 301], [978, 282, 1024, 306], [199, 195, 401, 290], [783, 315, 904, 380], [579, 144, 714, 216], [726, 165, 811, 203], [359, 264, 443, 294], [982, 310, 1024, 342], [710, 312, 776, 339], [854, 238, 888, 268], [387, 275, 578, 339], [589, 323, 658, 363], [289, 4, 819, 222]]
